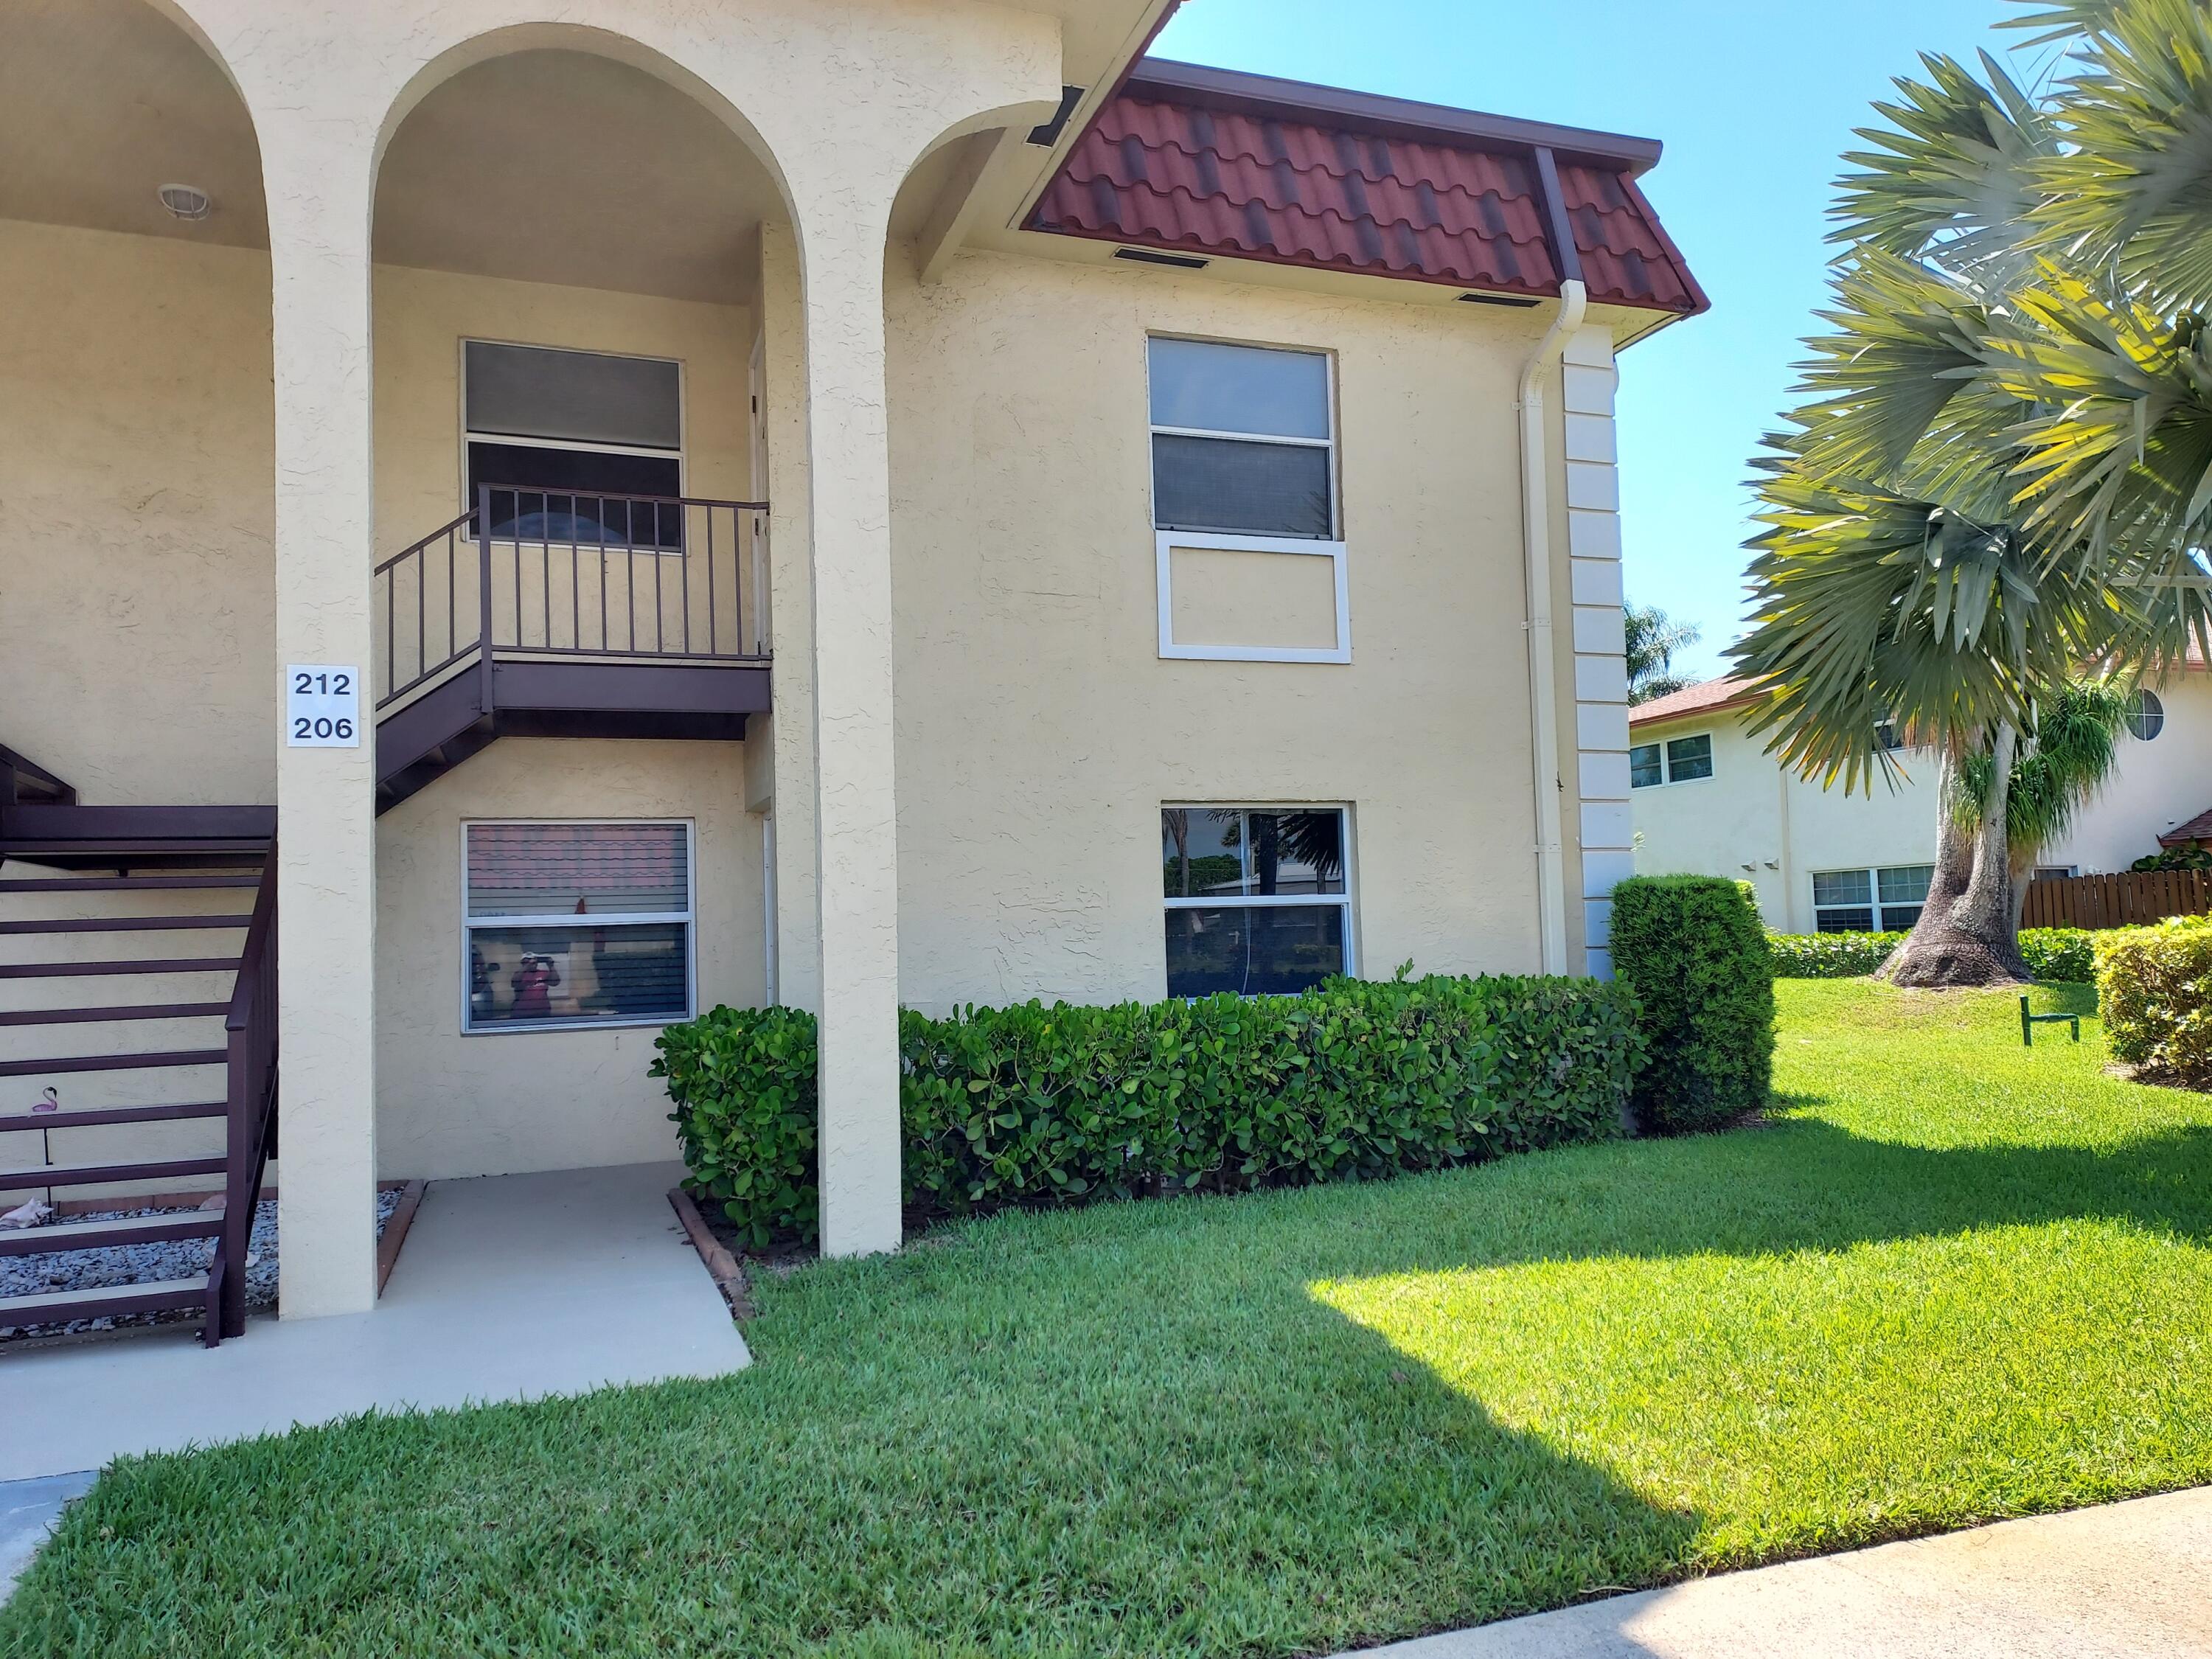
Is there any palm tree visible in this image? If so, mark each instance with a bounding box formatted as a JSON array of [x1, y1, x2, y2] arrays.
[[1961, 678, 2135, 931], [1625, 602, 1702, 703], [1733, 3, 2210, 985]]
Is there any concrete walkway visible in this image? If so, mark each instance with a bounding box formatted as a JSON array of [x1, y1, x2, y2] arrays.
[[0, 1161, 748, 1484], [1349, 1487, 2212, 1659]]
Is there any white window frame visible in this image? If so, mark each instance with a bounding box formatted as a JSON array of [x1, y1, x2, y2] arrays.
[[1810, 863, 1932, 934], [459, 817, 698, 1036], [1155, 530, 1353, 664], [1148, 335, 1349, 665], [1161, 802, 1359, 990], [459, 339, 688, 546], [1630, 731, 1714, 788]]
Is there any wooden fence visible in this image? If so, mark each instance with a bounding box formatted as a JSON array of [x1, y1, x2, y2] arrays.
[[2022, 869, 2212, 931]]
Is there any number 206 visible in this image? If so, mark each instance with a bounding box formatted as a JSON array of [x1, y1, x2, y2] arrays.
[[293, 716, 354, 741]]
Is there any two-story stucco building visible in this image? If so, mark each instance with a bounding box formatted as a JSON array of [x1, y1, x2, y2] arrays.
[[1630, 663, 2212, 933], [0, 0, 1705, 1339]]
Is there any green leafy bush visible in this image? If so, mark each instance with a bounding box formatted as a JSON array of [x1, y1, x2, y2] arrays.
[[2132, 840, 2212, 872], [2020, 928, 2097, 984], [653, 1004, 819, 1247], [2096, 915, 2212, 1085], [1765, 928, 2096, 983], [658, 973, 1646, 1246], [1766, 931, 1907, 978], [1611, 876, 1774, 1134]]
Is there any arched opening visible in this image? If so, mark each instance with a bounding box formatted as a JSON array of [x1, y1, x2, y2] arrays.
[[0, 0, 274, 805], [366, 42, 790, 1183]]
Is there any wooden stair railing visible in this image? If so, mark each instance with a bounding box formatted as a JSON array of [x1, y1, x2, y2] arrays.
[[213, 844, 278, 1343], [0, 742, 278, 1346]]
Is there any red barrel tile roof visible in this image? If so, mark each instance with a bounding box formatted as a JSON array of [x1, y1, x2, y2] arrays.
[[1031, 62, 1705, 314]]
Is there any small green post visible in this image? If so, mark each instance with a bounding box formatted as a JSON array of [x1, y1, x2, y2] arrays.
[[2021, 994, 2033, 1047]]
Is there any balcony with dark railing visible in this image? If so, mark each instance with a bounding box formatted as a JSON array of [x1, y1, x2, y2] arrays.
[[371, 485, 771, 810]]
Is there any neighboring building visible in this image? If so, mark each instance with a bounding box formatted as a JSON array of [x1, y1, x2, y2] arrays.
[[1630, 663, 2212, 933], [0, 0, 1705, 1332]]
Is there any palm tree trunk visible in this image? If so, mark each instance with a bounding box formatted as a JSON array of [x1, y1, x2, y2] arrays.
[[1879, 726, 2032, 987]]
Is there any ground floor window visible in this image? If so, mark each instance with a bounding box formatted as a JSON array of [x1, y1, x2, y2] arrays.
[[464, 821, 694, 1032], [1812, 863, 1934, 933], [1162, 806, 1352, 996]]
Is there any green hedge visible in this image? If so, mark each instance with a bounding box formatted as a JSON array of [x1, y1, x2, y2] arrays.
[[2096, 915, 2212, 1085], [1766, 928, 2096, 983], [657, 973, 1646, 1247], [1610, 876, 1775, 1135]]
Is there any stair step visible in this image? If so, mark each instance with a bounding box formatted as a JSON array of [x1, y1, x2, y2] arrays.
[[0, 1273, 210, 1326], [0, 1210, 224, 1258], [0, 1155, 227, 1190], [0, 1048, 226, 1079], [0, 915, 250, 936], [0, 876, 260, 894], [0, 958, 240, 981], [0, 1003, 229, 1027], [0, 1100, 226, 1133]]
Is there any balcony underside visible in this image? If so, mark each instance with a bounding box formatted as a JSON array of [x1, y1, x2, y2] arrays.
[[375, 655, 771, 813]]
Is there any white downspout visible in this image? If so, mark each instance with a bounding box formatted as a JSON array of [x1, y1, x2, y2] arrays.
[[1517, 279, 1587, 975]]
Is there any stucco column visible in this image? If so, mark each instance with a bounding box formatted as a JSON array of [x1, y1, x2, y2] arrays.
[[260, 132, 381, 1317], [756, 220, 823, 1015], [790, 204, 905, 1258]]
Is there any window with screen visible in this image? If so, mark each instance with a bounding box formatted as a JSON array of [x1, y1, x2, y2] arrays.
[[464, 821, 693, 1032], [1149, 338, 1335, 539], [464, 341, 684, 549], [1812, 863, 1933, 933], [1162, 807, 1352, 997]]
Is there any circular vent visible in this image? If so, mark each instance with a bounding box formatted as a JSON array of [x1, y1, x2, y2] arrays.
[[157, 183, 212, 221]]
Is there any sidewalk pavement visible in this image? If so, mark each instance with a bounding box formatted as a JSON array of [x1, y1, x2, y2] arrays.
[[1343, 1487, 2212, 1659]]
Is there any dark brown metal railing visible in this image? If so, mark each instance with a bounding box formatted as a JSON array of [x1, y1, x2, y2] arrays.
[[373, 485, 770, 712], [212, 844, 278, 1345]]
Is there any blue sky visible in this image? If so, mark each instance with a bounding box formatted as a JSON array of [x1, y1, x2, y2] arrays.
[[1152, 0, 2047, 684]]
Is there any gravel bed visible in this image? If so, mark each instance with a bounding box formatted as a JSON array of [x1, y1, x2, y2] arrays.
[[0, 1187, 403, 1342]]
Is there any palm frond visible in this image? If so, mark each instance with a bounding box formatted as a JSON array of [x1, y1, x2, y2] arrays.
[[1832, 51, 2057, 287], [1733, 448, 2118, 793], [2031, 0, 2212, 313], [2000, 0, 2127, 49], [1790, 251, 1997, 483]]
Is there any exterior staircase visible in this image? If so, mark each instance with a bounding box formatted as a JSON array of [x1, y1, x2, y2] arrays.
[[372, 486, 772, 811], [0, 745, 277, 1346]]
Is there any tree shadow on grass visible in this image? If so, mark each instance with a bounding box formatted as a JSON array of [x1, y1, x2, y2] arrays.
[[10, 1111, 2212, 1659]]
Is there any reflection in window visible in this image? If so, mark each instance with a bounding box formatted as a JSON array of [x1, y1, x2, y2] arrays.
[[464, 821, 692, 1031], [1149, 337, 1335, 540], [1162, 807, 1352, 996], [1631, 734, 1713, 787], [1812, 863, 1933, 933]]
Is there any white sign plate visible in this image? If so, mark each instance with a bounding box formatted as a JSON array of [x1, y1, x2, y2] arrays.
[[286, 664, 361, 748]]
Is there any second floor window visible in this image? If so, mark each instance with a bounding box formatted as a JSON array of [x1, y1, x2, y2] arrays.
[[1630, 732, 1714, 788], [1149, 337, 1335, 539], [464, 341, 684, 549]]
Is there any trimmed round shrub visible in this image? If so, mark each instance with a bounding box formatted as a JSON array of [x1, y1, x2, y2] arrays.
[[1611, 876, 1775, 1133], [2096, 915, 2212, 1085]]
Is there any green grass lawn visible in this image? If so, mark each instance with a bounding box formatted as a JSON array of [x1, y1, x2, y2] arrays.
[[9, 980, 2212, 1658]]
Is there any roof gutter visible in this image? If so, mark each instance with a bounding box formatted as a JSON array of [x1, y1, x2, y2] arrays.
[[1517, 276, 1587, 976]]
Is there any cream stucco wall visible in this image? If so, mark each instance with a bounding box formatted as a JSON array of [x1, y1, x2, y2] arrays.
[[883, 248, 1559, 1009], [374, 736, 765, 1180], [370, 262, 755, 550], [0, 218, 275, 805], [1632, 675, 2212, 932]]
